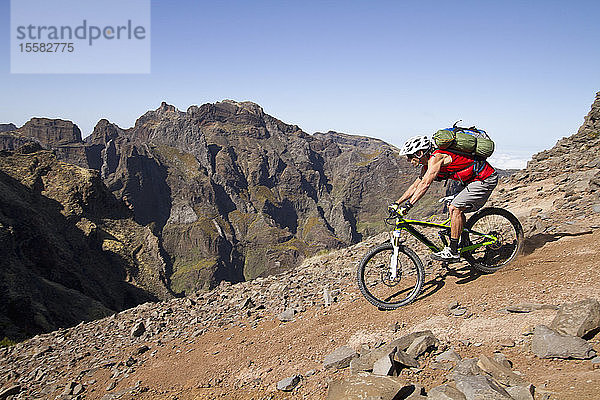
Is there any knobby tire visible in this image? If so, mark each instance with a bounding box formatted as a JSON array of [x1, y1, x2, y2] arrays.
[[461, 207, 524, 274], [357, 243, 425, 309]]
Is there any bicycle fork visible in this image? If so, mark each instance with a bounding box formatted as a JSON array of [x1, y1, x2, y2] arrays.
[[389, 230, 402, 279]]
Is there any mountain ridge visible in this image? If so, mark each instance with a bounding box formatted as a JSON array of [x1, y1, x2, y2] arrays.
[[1, 100, 447, 295], [0, 100, 447, 340]]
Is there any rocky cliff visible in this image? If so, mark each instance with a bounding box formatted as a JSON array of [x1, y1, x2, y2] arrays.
[[0, 118, 89, 168], [488, 91, 600, 236], [0, 146, 172, 340], [111, 101, 447, 292]]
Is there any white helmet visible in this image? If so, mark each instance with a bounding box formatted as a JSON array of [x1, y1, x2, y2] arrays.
[[398, 135, 432, 156]]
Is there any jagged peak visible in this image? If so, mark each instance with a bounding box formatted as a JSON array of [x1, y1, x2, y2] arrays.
[[94, 118, 113, 127], [150, 99, 266, 121], [157, 101, 180, 114], [215, 99, 265, 116], [89, 119, 124, 144], [0, 123, 17, 133]]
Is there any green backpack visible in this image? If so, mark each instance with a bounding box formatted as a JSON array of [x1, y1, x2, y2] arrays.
[[433, 121, 495, 159]]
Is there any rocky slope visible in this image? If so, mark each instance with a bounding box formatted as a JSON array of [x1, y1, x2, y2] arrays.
[[1, 102, 447, 298], [1, 92, 600, 399], [488, 91, 600, 237], [1, 201, 599, 400], [0, 145, 172, 341]]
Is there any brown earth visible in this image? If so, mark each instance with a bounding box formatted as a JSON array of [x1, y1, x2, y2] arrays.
[[62, 218, 600, 400]]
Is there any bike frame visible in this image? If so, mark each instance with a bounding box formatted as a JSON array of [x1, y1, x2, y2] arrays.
[[385, 213, 500, 280], [392, 217, 499, 254]]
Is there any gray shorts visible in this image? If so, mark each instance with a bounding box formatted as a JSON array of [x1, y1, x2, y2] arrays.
[[450, 172, 498, 212]]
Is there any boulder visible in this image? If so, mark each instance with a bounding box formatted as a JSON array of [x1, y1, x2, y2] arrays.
[[505, 384, 535, 400], [277, 308, 295, 322], [436, 348, 462, 363], [491, 353, 512, 369], [326, 375, 417, 400], [324, 346, 358, 370], [454, 375, 512, 399], [373, 348, 396, 376], [349, 355, 373, 374], [394, 349, 420, 368], [130, 322, 146, 338], [406, 333, 438, 358], [531, 325, 596, 359], [476, 354, 526, 386], [391, 330, 437, 352], [72, 383, 85, 396], [451, 359, 484, 381], [428, 384, 467, 400], [349, 333, 430, 373], [276, 375, 300, 392], [550, 298, 600, 338]]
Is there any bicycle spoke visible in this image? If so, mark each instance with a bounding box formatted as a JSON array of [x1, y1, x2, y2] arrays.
[[462, 208, 523, 273], [357, 243, 424, 309]]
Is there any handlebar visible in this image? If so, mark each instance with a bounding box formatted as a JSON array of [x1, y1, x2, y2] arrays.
[[385, 209, 405, 225]]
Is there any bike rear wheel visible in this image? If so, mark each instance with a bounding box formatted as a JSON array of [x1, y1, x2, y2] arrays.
[[461, 207, 523, 274], [357, 243, 425, 309]]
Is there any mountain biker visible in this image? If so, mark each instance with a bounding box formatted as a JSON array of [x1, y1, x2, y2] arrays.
[[392, 135, 498, 262]]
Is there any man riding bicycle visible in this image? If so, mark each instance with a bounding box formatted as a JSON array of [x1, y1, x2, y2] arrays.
[[392, 135, 498, 262]]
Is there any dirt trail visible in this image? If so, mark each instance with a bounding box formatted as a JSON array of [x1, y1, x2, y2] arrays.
[[84, 226, 600, 400]]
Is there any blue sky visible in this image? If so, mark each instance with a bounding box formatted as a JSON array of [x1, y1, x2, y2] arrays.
[[2, 0, 599, 169]]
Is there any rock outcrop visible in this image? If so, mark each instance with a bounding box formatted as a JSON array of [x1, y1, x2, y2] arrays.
[[0, 119, 88, 167], [0, 148, 172, 340], [18, 118, 82, 147], [489, 91, 600, 235], [0, 123, 16, 133]]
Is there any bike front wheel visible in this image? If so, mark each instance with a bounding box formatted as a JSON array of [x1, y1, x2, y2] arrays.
[[461, 207, 524, 274], [357, 243, 425, 309]]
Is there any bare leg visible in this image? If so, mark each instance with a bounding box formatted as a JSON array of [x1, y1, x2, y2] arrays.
[[449, 204, 467, 240], [430, 205, 466, 262]]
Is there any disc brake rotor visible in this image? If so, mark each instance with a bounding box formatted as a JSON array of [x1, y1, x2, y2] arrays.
[[381, 268, 402, 287]]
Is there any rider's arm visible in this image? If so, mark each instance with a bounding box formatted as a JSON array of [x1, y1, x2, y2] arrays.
[[396, 177, 421, 204], [395, 165, 426, 203], [408, 154, 446, 205]]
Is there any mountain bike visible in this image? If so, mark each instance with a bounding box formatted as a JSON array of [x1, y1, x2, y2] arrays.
[[357, 199, 523, 309]]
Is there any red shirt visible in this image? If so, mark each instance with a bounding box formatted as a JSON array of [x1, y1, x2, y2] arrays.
[[431, 149, 495, 183]]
